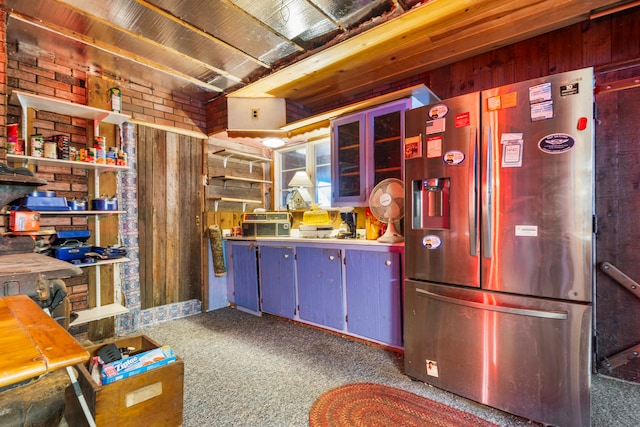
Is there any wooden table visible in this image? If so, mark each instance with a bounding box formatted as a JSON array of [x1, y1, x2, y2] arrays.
[[0, 295, 94, 426], [0, 294, 89, 387]]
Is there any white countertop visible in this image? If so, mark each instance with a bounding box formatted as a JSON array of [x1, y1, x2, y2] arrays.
[[224, 235, 403, 247]]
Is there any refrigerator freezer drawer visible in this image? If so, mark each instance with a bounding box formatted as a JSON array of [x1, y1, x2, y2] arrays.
[[404, 280, 591, 427]]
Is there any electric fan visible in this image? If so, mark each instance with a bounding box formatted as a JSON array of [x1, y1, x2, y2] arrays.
[[368, 178, 405, 243]]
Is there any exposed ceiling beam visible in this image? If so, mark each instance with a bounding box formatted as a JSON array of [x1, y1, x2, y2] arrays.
[[304, 0, 346, 31], [218, 0, 305, 52], [54, 0, 243, 84], [131, 0, 272, 69], [228, 0, 630, 104]]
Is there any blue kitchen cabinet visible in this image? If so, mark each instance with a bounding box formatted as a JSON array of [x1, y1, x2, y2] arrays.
[[345, 249, 402, 347], [296, 246, 344, 330], [259, 245, 296, 319], [228, 241, 260, 313]]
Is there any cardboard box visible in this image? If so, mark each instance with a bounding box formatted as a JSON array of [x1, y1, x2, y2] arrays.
[[64, 335, 183, 427], [101, 345, 177, 384]]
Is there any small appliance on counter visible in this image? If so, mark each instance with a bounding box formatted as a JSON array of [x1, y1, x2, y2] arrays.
[[241, 212, 291, 237], [299, 204, 334, 238], [337, 208, 357, 239]]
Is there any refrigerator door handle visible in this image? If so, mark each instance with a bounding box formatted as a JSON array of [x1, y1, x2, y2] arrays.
[[469, 127, 478, 256], [482, 125, 493, 258], [415, 288, 568, 320]]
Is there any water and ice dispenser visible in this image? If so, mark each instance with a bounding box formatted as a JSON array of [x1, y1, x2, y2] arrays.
[[412, 177, 450, 229]]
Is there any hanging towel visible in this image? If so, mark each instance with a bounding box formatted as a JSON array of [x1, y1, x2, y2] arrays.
[[209, 225, 227, 277]]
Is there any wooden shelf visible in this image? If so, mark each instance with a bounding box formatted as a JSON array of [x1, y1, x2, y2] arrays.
[[212, 149, 270, 163], [212, 149, 270, 172], [208, 197, 262, 212], [12, 90, 130, 126], [69, 303, 129, 326], [210, 175, 272, 190], [7, 154, 130, 172]]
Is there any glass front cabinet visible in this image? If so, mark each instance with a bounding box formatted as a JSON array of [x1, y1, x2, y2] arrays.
[[330, 99, 410, 206]]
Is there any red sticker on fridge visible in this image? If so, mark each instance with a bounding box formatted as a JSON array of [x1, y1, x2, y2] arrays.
[[455, 112, 470, 128]]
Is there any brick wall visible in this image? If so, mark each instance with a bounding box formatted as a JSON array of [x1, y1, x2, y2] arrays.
[[0, 8, 6, 154], [1, 36, 208, 316]]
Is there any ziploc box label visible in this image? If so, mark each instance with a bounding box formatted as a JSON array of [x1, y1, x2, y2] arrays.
[[101, 345, 177, 384]]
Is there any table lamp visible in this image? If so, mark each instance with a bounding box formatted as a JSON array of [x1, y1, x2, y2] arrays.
[[288, 171, 313, 209]]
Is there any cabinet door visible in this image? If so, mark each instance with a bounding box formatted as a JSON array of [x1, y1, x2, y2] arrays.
[[345, 249, 402, 347], [296, 246, 344, 330], [229, 242, 259, 312], [331, 113, 366, 205], [369, 100, 408, 185], [259, 246, 296, 319]]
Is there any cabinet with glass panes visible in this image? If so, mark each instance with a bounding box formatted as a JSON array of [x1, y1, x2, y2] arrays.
[[330, 99, 410, 206]]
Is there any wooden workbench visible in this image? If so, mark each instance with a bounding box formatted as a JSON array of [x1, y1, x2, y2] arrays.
[[0, 253, 82, 296]]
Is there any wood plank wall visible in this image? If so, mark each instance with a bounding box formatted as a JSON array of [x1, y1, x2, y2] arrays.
[[425, 7, 640, 382], [138, 126, 204, 310]]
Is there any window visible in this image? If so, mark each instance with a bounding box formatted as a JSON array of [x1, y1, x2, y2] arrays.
[[274, 138, 331, 208]]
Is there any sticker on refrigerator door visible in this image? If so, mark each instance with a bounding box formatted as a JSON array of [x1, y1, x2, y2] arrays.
[[455, 112, 470, 128], [426, 136, 443, 158], [500, 132, 523, 167], [443, 150, 465, 165], [501, 91, 518, 109], [422, 235, 442, 249], [428, 104, 449, 119], [502, 141, 523, 167], [530, 100, 554, 122], [529, 82, 552, 103], [405, 135, 422, 159], [487, 95, 502, 111], [515, 225, 538, 237], [426, 118, 446, 134], [426, 360, 439, 377], [487, 92, 518, 111], [560, 82, 579, 96], [538, 133, 575, 154]]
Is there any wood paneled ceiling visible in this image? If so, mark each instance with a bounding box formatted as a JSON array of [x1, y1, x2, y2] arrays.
[[4, 0, 638, 111]]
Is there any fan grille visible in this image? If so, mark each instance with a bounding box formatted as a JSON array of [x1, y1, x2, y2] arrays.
[[369, 178, 404, 222]]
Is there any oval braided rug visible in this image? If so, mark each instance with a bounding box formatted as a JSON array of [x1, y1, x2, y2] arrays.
[[309, 382, 500, 427]]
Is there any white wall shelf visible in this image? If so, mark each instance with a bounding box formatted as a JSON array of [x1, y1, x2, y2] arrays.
[[69, 303, 128, 326], [7, 154, 130, 172], [35, 210, 126, 216], [12, 90, 130, 135], [10, 90, 132, 326], [73, 257, 130, 269]]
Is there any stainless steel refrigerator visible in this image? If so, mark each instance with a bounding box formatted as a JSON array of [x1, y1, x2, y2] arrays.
[[403, 68, 594, 427]]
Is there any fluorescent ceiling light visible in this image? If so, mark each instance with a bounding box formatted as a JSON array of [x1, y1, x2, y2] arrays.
[[263, 137, 285, 148]]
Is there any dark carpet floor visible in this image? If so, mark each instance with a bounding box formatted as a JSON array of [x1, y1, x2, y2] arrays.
[[137, 307, 640, 427]]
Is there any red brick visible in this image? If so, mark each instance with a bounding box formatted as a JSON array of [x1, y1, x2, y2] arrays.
[[20, 81, 54, 96]]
